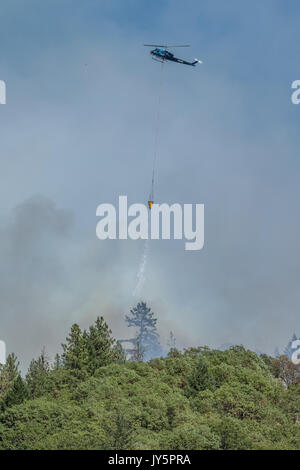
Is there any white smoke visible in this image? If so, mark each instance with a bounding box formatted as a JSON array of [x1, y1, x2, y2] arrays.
[[132, 239, 149, 298]]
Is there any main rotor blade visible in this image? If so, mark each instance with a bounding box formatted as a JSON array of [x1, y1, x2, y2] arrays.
[[144, 44, 190, 48]]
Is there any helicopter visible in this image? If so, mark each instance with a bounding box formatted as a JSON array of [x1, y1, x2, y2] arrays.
[[144, 44, 202, 66]]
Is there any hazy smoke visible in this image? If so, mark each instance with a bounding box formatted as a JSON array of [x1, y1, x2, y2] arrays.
[[1, 0, 300, 371]]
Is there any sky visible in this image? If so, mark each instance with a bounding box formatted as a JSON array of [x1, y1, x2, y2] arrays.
[[0, 0, 300, 369]]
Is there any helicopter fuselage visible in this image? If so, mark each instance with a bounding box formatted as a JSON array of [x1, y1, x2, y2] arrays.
[[150, 48, 197, 66]]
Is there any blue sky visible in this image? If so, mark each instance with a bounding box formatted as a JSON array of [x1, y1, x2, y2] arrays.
[[0, 0, 300, 368]]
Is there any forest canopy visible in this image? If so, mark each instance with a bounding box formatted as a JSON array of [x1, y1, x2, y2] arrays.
[[0, 310, 300, 450]]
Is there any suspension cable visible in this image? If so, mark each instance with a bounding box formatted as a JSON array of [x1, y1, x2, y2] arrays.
[[149, 60, 165, 202]]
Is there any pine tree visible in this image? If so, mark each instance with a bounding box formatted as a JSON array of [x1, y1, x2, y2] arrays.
[[26, 348, 50, 398], [53, 353, 62, 370], [86, 316, 115, 374], [125, 302, 162, 361], [107, 409, 134, 449], [131, 335, 145, 362], [4, 375, 29, 408], [185, 356, 216, 396], [61, 318, 124, 376], [0, 353, 20, 401], [166, 405, 177, 430], [61, 324, 89, 374], [112, 341, 126, 364]]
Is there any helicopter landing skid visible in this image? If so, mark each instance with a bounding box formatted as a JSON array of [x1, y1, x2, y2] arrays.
[[152, 57, 165, 64]]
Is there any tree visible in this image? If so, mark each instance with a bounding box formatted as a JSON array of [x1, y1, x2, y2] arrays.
[[61, 317, 121, 376], [53, 353, 62, 370], [4, 375, 29, 408], [166, 405, 177, 430], [131, 335, 145, 362], [167, 348, 181, 358], [61, 324, 89, 374], [112, 341, 126, 364], [0, 353, 20, 401], [86, 316, 115, 374], [26, 348, 50, 398], [106, 409, 134, 449], [167, 331, 178, 357], [274, 355, 300, 388], [185, 356, 216, 396], [125, 302, 162, 361]]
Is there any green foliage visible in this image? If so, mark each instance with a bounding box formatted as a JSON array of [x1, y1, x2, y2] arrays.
[[112, 341, 127, 364], [0, 353, 21, 407], [86, 316, 116, 373], [26, 349, 51, 399], [3, 375, 29, 409], [61, 317, 122, 377], [185, 356, 216, 396], [105, 409, 134, 449], [1, 320, 300, 450], [160, 425, 221, 450], [61, 324, 89, 375]]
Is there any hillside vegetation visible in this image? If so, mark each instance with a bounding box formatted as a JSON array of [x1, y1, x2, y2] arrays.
[[0, 317, 300, 450]]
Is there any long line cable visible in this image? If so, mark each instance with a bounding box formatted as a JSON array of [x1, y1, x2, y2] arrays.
[[133, 60, 165, 298], [150, 60, 165, 202]]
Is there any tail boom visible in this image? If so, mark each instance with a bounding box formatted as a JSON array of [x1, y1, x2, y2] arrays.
[[191, 58, 203, 66]]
